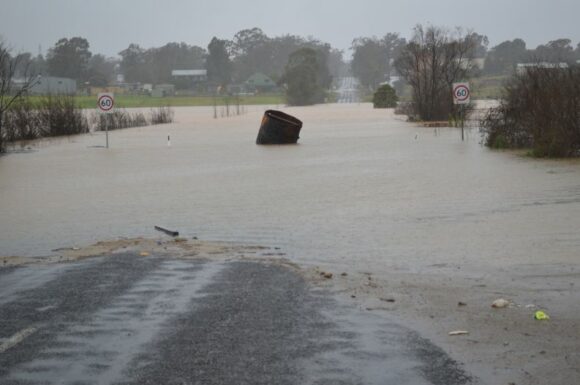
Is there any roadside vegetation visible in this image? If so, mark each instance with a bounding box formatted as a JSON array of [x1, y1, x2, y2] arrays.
[[394, 25, 479, 122], [3, 96, 88, 141], [3, 95, 175, 144], [0, 40, 175, 150], [481, 67, 580, 157], [372, 84, 398, 108], [26, 94, 286, 109], [279, 47, 332, 106]]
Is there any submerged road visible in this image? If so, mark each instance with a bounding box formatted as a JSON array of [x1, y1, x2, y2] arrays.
[[337, 77, 360, 103], [0, 254, 472, 385]]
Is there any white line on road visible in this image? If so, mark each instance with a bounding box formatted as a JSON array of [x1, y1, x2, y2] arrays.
[[0, 327, 38, 354]]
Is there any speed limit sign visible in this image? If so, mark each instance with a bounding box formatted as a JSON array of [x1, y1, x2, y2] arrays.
[[453, 83, 470, 105], [97, 93, 115, 113]]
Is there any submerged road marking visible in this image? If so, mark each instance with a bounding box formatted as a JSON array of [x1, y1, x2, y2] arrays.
[[0, 327, 38, 354]]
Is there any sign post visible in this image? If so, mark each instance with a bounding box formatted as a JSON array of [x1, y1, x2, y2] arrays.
[[453, 83, 470, 141], [97, 93, 115, 148]]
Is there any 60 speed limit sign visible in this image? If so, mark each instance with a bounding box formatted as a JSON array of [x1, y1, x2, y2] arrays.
[[97, 93, 115, 113], [453, 83, 470, 105]]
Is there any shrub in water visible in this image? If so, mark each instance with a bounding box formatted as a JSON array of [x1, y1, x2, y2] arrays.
[[150, 107, 174, 125], [481, 66, 580, 157], [373, 84, 398, 108]]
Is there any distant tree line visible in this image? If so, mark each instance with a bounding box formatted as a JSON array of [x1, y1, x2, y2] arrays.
[[2, 28, 346, 106], [352, 32, 580, 91], [350, 25, 580, 124], [5, 28, 345, 88]]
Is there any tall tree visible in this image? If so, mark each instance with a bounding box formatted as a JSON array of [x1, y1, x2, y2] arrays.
[[47, 37, 92, 82], [87, 54, 116, 86], [231, 28, 269, 58], [206, 37, 232, 89], [351, 33, 406, 90], [533, 39, 575, 64], [466, 33, 489, 58], [13, 52, 47, 78], [0, 43, 39, 152], [119, 44, 149, 83], [484, 39, 527, 75], [230, 28, 272, 82], [280, 47, 329, 105], [382, 33, 407, 77], [351, 37, 388, 90], [395, 25, 477, 121], [148, 42, 206, 84]]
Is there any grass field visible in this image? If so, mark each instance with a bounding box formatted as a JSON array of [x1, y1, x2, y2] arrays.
[[26, 94, 287, 109], [470, 75, 508, 100]]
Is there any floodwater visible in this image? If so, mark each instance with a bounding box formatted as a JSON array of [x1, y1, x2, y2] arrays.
[[1, 103, 579, 276]]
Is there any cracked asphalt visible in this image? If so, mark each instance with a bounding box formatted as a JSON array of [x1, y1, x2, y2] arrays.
[[0, 254, 473, 384]]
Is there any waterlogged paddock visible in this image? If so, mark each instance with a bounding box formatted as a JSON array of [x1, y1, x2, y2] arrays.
[[1, 104, 579, 275]]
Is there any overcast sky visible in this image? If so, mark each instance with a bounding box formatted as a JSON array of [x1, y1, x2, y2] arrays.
[[1, 0, 579, 58]]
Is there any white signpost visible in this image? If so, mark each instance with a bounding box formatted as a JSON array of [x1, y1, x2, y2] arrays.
[[453, 82, 470, 105], [452, 83, 470, 141], [97, 93, 115, 148]]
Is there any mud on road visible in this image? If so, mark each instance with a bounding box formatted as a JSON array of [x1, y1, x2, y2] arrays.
[[0, 242, 471, 385]]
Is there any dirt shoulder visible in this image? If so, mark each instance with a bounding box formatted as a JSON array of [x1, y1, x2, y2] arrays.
[[305, 263, 580, 385]]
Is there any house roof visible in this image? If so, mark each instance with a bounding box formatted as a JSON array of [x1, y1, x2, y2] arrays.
[[171, 69, 207, 77], [245, 73, 275, 87]]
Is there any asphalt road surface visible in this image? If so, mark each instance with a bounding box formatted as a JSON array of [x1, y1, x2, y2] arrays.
[[337, 77, 360, 104], [0, 254, 472, 385]]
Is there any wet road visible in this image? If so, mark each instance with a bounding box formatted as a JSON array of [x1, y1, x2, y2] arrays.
[[0, 255, 472, 385], [337, 77, 360, 103]]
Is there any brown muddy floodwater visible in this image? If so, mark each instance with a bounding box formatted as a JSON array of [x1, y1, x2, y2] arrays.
[[1, 104, 579, 276]]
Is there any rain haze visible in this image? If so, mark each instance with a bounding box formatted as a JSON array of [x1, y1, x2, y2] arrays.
[[1, 0, 580, 55], [1, 1, 580, 385]]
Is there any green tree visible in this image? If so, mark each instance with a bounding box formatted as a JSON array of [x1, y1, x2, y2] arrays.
[[533, 39, 575, 64], [280, 47, 329, 106], [47, 37, 92, 82], [148, 42, 206, 84], [351, 33, 406, 90], [206, 37, 232, 89], [351, 38, 387, 90], [373, 84, 398, 108], [466, 32, 489, 58], [119, 43, 148, 83], [484, 39, 527, 75], [87, 54, 116, 86]]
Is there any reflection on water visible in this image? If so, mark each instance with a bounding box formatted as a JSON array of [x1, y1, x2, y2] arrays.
[[1, 104, 579, 274]]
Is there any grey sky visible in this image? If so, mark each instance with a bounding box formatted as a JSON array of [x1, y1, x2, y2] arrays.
[[1, 0, 579, 58]]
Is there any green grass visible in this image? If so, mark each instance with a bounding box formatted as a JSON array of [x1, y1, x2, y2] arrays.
[[470, 75, 509, 100], [26, 94, 287, 109]]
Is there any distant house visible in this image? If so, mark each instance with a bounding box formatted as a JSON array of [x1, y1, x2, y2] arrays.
[[472, 58, 485, 71], [152, 84, 175, 97], [456, 58, 485, 71], [13, 76, 77, 95], [170, 69, 208, 92], [516, 62, 569, 75], [172, 69, 207, 83], [245, 73, 277, 93]]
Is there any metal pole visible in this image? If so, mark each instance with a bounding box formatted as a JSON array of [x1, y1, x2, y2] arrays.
[[106, 124, 109, 148], [461, 105, 465, 141]]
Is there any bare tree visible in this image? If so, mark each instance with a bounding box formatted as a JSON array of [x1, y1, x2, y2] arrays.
[[0, 42, 39, 152], [395, 25, 477, 121]]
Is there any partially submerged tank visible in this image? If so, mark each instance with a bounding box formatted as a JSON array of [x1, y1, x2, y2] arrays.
[[256, 110, 303, 144]]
